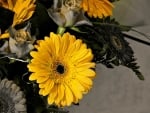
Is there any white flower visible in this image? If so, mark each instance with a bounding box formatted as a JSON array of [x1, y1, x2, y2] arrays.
[[47, 0, 92, 27], [0, 22, 35, 59]]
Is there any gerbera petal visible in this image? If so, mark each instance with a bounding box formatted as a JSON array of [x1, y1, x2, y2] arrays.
[[76, 69, 96, 78], [48, 87, 58, 105], [77, 62, 95, 69], [77, 76, 93, 92], [37, 76, 49, 83], [1, 0, 35, 26], [60, 97, 67, 107], [39, 80, 50, 88], [39, 88, 44, 95], [81, 0, 113, 18], [65, 85, 74, 106], [42, 81, 54, 96], [29, 73, 38, 81], [13, 0, 36, 26], [57, 84, 65, 102], [69, 81, 83, 101]]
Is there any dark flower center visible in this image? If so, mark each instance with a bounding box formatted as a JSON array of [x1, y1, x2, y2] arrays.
[[56, 65, 65, 74], [0, 99, 6, 112], [111, 36, 122, 50], [0, 97, 10, 113]]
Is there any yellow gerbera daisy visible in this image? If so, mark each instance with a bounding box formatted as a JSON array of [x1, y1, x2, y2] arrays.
[[0, 0, 36, 26], [27, 32, 96, 107], [81, 0, 114, 18]]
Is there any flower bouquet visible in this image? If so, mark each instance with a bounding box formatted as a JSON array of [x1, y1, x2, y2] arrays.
[[0, 0, 147, 113]]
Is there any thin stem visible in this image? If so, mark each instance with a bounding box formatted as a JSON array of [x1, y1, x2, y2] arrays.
[[123, 33, 150, 46], [57, 26, 66, 35], [92, 22, 131, 31], [131, 28, 150, 41]]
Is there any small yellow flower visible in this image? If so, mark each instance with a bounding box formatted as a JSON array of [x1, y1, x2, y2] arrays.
[[0, 0, 36, 26], [28, 32, 96, 107], [0, 0, 36, 39], [81, 0, 114, 18]]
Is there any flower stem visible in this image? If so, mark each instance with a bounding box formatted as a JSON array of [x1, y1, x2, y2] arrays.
[[57, 26, 66, 35]]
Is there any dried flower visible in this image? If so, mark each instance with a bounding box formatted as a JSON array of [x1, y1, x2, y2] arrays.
[[0, 78, 27, 113]]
